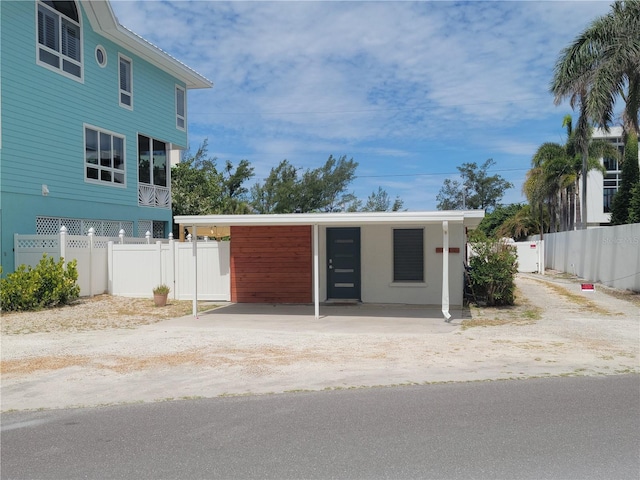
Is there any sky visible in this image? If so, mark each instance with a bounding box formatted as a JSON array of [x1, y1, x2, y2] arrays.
[[110, 0, 620, 211]]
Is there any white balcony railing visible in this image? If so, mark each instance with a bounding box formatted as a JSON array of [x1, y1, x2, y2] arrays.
[[138, 184, 171, 208]]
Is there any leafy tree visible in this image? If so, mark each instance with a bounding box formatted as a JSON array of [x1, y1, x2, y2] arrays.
[[171, 140, 254, 217], [628, 183, 640, 223], [250, 155, 358, 213], [610, 130, 640, 224], [436, 159, 513, 212], [495, 205, 543, 242], [477, 204, 527, 239], [361, 187, 404, 212]]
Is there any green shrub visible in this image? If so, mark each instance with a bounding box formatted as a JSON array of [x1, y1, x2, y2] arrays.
[[468, 234, 518, 306], [0, 254, 80, 312]]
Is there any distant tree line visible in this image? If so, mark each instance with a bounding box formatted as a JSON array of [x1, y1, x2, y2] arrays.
[[171, 141, 405, 223]]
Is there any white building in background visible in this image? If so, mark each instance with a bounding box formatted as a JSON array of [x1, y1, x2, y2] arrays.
[[584, 126, 628, 227]]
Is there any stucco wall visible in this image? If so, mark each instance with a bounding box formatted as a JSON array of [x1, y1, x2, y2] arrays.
[[319, 223, 465, 306]]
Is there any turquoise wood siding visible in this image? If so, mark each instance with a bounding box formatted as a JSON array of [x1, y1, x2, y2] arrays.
[[0, 1, 190, 273]]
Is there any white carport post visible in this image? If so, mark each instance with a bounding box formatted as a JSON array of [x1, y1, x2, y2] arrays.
[[313, 224, 320, 319], [192, 224, 198, 318], [442, 220, 451, 322]]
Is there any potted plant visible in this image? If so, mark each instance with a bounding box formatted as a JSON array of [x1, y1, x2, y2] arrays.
[[153, 284, 170, 307]]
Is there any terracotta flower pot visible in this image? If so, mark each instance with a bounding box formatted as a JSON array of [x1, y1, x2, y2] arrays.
[[154, 293, 168, 307]]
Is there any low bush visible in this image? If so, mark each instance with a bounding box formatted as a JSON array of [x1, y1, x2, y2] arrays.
[[467, 234, 518, 306], [0, 254, 80, 312]]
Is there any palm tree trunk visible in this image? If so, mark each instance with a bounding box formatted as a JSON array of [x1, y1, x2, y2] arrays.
[[581, 149, 588, 229]]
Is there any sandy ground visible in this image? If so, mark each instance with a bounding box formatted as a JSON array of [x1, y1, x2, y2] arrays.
[[1, 272, 638, 411]]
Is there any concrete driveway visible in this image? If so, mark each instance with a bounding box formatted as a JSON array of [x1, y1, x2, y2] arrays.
[[171, 302, 464, 334]]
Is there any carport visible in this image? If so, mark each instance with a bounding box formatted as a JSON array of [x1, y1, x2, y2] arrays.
[[174, 211, 484, 321]]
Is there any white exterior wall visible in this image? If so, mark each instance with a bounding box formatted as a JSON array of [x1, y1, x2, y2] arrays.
[[539, 224, 640, 291], [318, 223, 465, 306], [586, 169, 609, 225]]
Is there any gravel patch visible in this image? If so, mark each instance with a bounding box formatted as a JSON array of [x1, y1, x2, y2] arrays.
[[1, 273, 638, 411]]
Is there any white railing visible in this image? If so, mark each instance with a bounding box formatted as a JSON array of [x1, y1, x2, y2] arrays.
[[138, 184, 171, 208]]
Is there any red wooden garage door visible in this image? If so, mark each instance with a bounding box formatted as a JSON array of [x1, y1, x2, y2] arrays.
[[230, 226, 312, 303]]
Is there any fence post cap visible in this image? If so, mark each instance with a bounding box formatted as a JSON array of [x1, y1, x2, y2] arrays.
[[60, 226, 67, 234], [168, 232, 174, 240], [187, 233, 192, 242], [119, 229, 125, 236], [88, 227, 95, 235], [145, 231, 151, 238]]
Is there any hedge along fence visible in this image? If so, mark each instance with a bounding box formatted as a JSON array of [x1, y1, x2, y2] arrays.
[[14, 227, 163, 297], [0, 255, 80, 312], [14, 227, 231, 301]]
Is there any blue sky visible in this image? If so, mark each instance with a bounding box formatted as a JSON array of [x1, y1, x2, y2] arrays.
[[110, 0, 619, 210]]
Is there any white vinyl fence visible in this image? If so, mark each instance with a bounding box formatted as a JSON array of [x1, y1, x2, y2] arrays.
[[108, 240, 230, 301], [513, 240, 544, 274], [14, 228, 231, 300], [531, 223, 640, 291]]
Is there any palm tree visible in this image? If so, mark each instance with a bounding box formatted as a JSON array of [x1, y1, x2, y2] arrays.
[[525, 117, 616, 232], [550, 0, 640, 227]]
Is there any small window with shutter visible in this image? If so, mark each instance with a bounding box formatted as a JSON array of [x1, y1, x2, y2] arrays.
[[393, 228, 424, 282]]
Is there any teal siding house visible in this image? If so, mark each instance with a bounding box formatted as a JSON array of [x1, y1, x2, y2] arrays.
[[0, 0, 212, 273]]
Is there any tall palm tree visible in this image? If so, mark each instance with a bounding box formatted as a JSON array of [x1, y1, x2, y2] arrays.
[[550, 0, 640, 227], [525, 117, 615, 232]]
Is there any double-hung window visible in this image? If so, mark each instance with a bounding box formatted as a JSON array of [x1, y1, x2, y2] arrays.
[[37, 0, 82, 79], [119, 54, 133, 108], [393, 229, 424, 282], [85, 126, 126, 186], [176, 85, 186, 130]]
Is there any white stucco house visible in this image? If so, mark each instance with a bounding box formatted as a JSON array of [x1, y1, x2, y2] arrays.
[[174, 210, 485, 320]]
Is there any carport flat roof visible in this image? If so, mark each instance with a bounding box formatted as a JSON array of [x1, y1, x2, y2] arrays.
[[174, 210, 485, 228]]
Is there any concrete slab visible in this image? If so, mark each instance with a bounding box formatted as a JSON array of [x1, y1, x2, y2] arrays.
[[166, 303, 466, 334]]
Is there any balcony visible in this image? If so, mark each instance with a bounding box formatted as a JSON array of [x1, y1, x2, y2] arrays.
[[138, 184, 171, 208]]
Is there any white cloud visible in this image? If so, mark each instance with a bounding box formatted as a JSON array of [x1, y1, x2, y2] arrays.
[[110, 0, 616, 209]]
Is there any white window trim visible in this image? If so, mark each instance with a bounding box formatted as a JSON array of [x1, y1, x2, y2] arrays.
[[137, 133, 170, 187], [84, 123, 127, 188], [95, 45, 107, 68], [176, 84, 186, 131], [118, 53, 133, 110], [35, 0, 84, 82]]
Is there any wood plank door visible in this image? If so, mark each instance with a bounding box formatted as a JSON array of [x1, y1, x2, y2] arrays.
[[326, 227, 361, 300]]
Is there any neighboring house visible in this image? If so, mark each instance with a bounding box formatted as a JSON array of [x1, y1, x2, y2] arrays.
[[0, 0, 212, 273], [585, 126, 637, 227], [174, 211, 485, 318]]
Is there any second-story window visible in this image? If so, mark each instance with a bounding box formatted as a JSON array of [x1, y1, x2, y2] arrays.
[[176, 85, 186, 130], [119, 54, 133, 109], [138, 135, 168, 187], [37, 0, 82, 79], [85, 126, 126, 187]]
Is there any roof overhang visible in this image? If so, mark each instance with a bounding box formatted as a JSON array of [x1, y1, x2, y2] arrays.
[[175, 210, 485, 229], [81, 1, 212, 90]]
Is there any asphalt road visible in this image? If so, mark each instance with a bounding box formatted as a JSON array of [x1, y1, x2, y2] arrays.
[[2, 375, 639, 480]]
